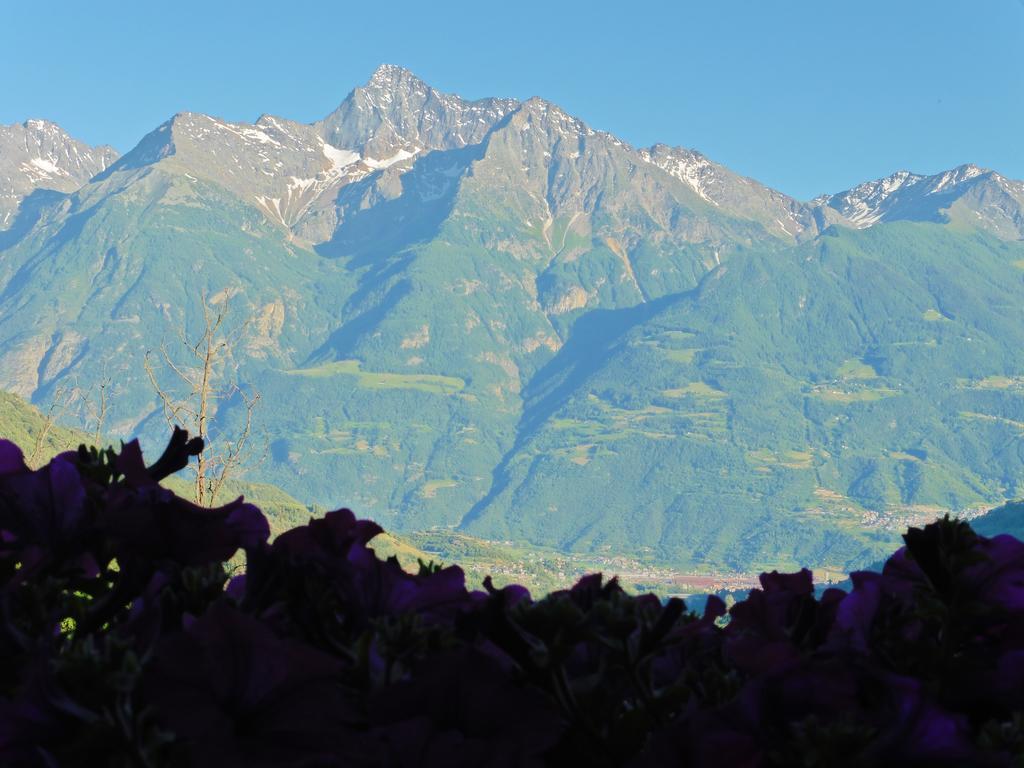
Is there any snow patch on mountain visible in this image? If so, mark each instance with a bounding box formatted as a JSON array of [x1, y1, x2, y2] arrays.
[[814, 164, 1021, 233], [0, 119, 119, 230], [813, 171, 923, 226], [319, 64, 518, 158], [365, 147, 419, 170], [639, 147, 719, 204], [322, 142, 360, 172], [28, 157, 68, 176], [929, 164, 985, 194]]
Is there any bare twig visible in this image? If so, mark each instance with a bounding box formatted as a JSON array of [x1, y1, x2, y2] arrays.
[[143, 289, 261, 506], [92, 378, 109, 446], [29, 382, 79, 467]]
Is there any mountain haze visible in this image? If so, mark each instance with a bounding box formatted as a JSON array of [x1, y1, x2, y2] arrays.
[[2, 64, 1023, 575]]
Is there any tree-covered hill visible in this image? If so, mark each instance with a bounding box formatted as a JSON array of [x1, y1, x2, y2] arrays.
[[464, 224, 1024, 571], [0, 389, 721, 595]]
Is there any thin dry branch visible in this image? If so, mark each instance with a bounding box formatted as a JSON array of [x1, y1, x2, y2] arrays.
[[29, 383, 78, 467], [143, 289, 261, 506]]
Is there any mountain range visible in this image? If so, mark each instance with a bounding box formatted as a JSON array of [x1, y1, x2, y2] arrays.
[[2, 64, 1024, 575]]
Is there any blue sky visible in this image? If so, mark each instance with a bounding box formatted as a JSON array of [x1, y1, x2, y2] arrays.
[[2, 0, 1021, 199]]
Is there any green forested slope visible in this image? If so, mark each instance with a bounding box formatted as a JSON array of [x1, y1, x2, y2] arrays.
[[462, 224, 1024, 571], [1, 389, 695, 595], [0, 388, 313, 524]]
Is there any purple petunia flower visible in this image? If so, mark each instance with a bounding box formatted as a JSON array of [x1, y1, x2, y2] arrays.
[[143, 602, 363, 768]]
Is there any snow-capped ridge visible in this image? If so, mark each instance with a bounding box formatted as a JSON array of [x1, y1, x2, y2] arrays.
[[0, 118, 120, 229], [319, 64, 518, 159], [363, 147, 420, 170], [639, 144, 719, 204], [515, 97, 598, 140], [321, 142, 360, 173], [365, 63, 427, 92], [8, 68, 1022, 245], [815, 162, 1017, 231]]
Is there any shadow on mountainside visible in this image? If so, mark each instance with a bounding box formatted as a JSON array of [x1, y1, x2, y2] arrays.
[[458, 289, 691, 530], [0, 188, 68, 252], [305, 141, 496, 365]]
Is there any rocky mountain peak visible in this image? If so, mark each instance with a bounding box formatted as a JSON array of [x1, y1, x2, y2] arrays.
[[815, 162, 1023, 235], [318, 66, 518, 161], [363, 63, 428, 96], [636, 143, 845, 240], [513, 97, 597, 141], [640, 144, 719, 204], [0, 119, 118, 229]]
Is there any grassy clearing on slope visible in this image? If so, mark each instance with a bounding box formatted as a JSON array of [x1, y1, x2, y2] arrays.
[[633, 333, 702, 365], [284, 360, 465, 394], [888, 451, 924, 462], [747, 448, 815, 470], [420, 479, 459, 498], [663, 348, 701, 364], [662, 382, 728, 399], [809, 387, 900, 403], [587, 393, 675, 419], [0, 391, 88, 467], [658, 330, 698, 342], [837, 359, 878, 380], [957, 375, 1024, 391], [959, 411, 1024, 432]]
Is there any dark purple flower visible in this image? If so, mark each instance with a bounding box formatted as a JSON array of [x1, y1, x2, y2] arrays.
[[8, 427, 1024, 766], [0, 693, 60, 767], [99, 484, 268, 570], [271, 507, 383, 561], [367, 649, 562, 767], [881, 544, 934, 602], [0, 448, 88, 559], [827, 571, 883, 652], [0, 440, 25, 473], [641, 657, 978, 767], [725, 568, 836, 674], [962, 534, 1024, 613], [143, 602, 362, 768], [137, 427, 205, 483], [247, 509, 478, 647], [482, 575, 531, 607]]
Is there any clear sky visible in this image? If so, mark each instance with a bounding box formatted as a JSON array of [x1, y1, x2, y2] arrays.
[[2, 0, 1021, 199]]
